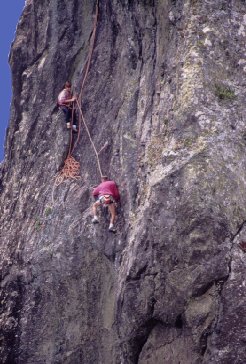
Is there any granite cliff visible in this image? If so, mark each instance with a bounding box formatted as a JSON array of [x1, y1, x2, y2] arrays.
[[1, 0, 246, 363]]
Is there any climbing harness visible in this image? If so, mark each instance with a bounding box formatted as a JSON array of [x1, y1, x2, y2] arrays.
[[99, 194, 114, 205], [54, 0, 102, 186]]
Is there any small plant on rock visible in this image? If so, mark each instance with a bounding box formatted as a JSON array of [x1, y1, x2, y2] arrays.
[[44, 206, 52, 217], [34, 218, 43, 231], [215, 84, 236, 101]]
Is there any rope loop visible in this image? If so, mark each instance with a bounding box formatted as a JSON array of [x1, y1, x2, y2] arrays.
[[54, 155, 80, 186]]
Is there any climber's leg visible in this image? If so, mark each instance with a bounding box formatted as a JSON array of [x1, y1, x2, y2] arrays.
[[92, 200, 100, 223], [61, 106, 72, 128], [108, 203, 116, 232]]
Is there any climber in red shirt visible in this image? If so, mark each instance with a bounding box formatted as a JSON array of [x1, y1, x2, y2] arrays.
[[92, 176, 120, 232], [57, 81, 78, 132]]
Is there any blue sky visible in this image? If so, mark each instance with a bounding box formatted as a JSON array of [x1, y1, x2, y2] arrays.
[[0, 1, 25, 161]]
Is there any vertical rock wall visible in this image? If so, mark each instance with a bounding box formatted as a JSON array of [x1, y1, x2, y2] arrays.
[[1, 0, 246, 363]]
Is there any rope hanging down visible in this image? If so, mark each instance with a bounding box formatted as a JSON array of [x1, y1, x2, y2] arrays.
[[55, 0, 102, 186], [76, 100, 103, 177], [54, 103, 80, 186], [71, 0, 99, 156]]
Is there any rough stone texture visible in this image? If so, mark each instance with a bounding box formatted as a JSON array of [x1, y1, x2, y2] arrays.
[[1, 0, 246, 363]]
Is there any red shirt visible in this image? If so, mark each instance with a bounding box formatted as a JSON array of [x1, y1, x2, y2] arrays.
[[57, 89, 72, 106], [93, 180, 120, 201]]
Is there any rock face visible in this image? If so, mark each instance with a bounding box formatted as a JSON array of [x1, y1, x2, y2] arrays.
[[1, 0, 246, 363]]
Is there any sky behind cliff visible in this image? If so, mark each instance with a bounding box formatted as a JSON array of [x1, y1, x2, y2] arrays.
[[0, 1, 25, 161]]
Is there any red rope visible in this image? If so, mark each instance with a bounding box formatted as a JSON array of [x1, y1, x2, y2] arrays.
[[71, 0, 99, 155], [55, 0, 101, 186], [54, 155, 80, 186]]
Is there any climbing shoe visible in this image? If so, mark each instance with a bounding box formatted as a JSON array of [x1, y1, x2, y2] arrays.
[[92, 216, 99, 224], [108, 223, 116, 233], [66, 122, 71, 129], [72, 125, 78, 133]]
